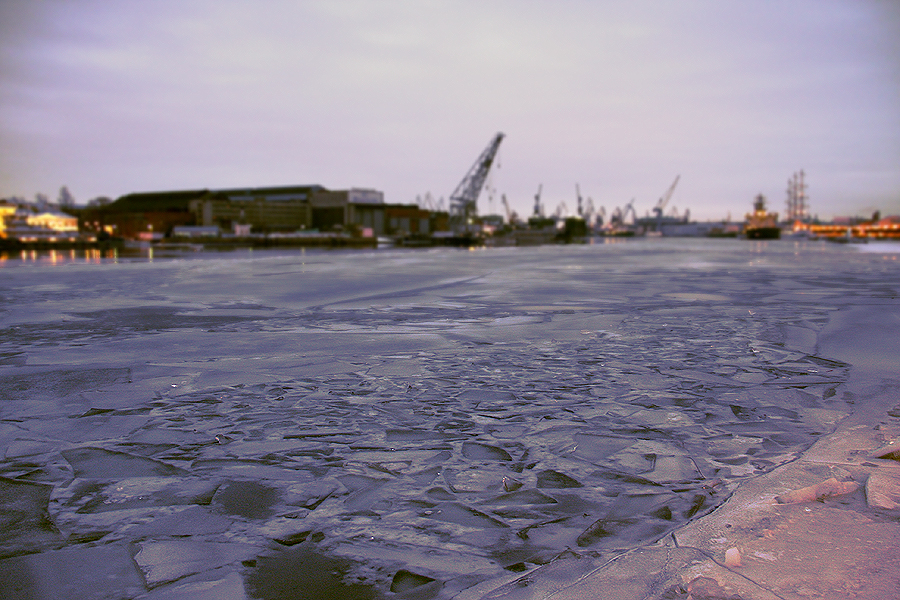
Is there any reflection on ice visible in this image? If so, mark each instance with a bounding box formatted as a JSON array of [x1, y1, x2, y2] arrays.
[[1, 240, 897, 597]]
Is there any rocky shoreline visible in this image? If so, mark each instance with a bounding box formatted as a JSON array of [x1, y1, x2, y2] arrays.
[[466, 300, 900, 600]]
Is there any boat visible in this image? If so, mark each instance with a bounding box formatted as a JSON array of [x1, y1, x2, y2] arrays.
[[744, 194, 780, 239]]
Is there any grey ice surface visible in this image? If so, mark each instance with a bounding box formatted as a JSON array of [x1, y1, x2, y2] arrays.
[[1, 239, 898, 599]]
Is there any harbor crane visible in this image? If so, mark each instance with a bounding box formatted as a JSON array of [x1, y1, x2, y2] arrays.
[[653, 175, 680, 229], [610, 199, 636, 230], [533, 184, 544, 217], [449, 132, 505, 229], [623, 198, 637, 225], [501, 194, 516, 225], [595, 204, 606, 227], [554, 201, 569, 219], [576, 184, 584, 217], [583, 196, 595, 224]]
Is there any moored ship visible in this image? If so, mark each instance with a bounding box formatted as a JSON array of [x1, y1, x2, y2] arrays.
[[744, 193, 780, 239]]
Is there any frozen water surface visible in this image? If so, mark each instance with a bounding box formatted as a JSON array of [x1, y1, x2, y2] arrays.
[[1, 239, 899, 598]]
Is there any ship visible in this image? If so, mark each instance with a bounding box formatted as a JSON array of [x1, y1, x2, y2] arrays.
[[744, 194, 780, 239]]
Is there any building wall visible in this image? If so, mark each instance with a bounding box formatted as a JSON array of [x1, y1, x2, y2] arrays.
[[191, 198, 311, 232], [347, 188, 384, 204], [28, 211, 79, 232], [80, 185, 401, 239], [385, 205, 432, 235], [0, 202, 17, 237]]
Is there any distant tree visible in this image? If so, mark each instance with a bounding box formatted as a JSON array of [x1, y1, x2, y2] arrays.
[[58, 186, 76, 207], [88, 196, 113, 207], [35, 193, 49, 209]]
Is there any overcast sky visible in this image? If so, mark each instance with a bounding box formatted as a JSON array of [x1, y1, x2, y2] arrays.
[[2, 0, 898, 221]]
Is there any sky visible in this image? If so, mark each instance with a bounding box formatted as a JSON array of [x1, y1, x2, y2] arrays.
[[1, 0, 899, 222]]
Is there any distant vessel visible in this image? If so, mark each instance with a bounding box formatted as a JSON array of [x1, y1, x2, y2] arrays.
[[744, 194, 780, 239]]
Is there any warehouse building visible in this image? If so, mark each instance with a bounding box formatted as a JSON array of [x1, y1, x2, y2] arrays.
[[79, 184, 444, 240]]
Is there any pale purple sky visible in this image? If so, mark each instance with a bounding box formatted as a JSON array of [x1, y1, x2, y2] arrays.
[[2, 0, 898, 221]]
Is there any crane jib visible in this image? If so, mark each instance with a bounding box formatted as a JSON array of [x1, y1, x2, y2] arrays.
[[449, 133, 505, 226]]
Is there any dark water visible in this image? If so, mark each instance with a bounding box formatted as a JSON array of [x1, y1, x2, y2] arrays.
[[1, 239, 898, 598]]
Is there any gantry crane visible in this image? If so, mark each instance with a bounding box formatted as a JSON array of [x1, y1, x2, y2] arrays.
[[448, 133, 505, 229]]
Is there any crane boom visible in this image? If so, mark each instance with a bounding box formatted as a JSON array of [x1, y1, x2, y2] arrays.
[[653, 175, 680, 217], [449, 132, 505, 226], [501, 194, 513, 224]]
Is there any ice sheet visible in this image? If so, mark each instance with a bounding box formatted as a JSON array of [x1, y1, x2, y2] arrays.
[[1, 239, 898, 598]]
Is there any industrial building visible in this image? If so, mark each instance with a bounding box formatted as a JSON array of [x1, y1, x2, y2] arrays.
[[78, 185, 443, 240]]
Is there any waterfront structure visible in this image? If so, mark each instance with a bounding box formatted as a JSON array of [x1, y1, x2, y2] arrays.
[[1, 204, 80, 242], [76, 184, 442, 241], [0, 200, 17, 237], [797, 214, 900, 240], [79, 189, 208, 239], [191, 186, 321, 233]]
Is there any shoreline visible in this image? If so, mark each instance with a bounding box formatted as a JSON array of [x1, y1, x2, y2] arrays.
[[465, 305, 900, 600]]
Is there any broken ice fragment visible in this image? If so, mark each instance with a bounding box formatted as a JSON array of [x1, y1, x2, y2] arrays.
[[461, 441, 512, 461], [244, 547, 378, 600], [484, 489, 558, 506], [61, 447, 188, 479], [128, 506, 233, 538], [572, 434, 633, 463], [284, 480, 338, 510], [135, 540, 258, 587], [135, 571, 247, 600], [212, 480, 281, 519], [502, 476, 523, 492], [0, 542, 145, 599], [645, 455, 702, 484], [536, 469, 583, 489], [426, 487, 455, 501], [456, 389, 516, 409], [0, 476, 60, 558], [390, 569, 436, 593], [386, 429, 449, 442], [423, 503, 508, 528], [274, 531, 311, 546], [576, 517, 637, 547]]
